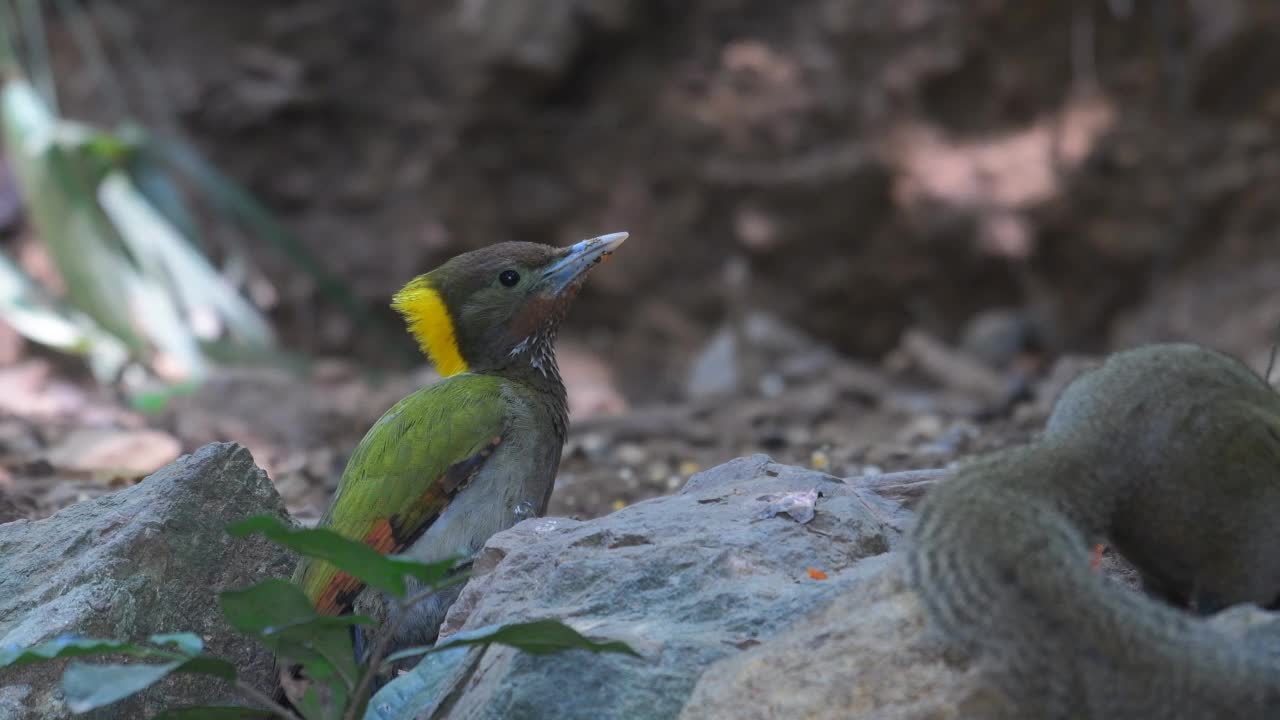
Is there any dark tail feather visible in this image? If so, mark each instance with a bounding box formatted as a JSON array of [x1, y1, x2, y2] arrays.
[[352, 624, 393, 695], [352, 623, 368, 665]]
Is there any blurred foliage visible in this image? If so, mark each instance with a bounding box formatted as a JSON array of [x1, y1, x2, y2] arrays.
[[0, 80, 276, 383], [0, 0, 391, 400]]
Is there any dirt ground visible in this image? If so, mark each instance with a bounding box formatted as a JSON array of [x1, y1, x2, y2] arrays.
[[0, 315, 1070, 524], [1, 0, 1278, 524]]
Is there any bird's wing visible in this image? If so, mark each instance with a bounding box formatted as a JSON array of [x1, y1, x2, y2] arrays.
[[296, 374, 509, 614]]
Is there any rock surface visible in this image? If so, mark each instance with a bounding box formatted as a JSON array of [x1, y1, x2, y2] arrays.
[[382, 454, 908, 720], [679, 565, 1012, 720], [680, 568, 1280, 720], [0, 443, 293, 720], [374, 452, 1280, 720]]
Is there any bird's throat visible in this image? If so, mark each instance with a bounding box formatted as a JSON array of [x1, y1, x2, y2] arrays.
[[392, 281, 469, 377]]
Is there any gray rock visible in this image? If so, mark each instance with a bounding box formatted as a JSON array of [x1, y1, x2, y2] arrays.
[[0, 442, 294, 720], [410, 455, 905, 720], [375, 452, 1280, 720], [679, 563, 1016, 720], [684, 313, 845, 400], [680, 561, 1280, 720]]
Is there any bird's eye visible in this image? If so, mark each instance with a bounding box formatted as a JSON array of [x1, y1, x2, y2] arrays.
[[499, 270, 520, 287]]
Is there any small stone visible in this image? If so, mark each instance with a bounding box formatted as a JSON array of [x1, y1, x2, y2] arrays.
[[646, 463, 669, 483], [758, 373, 786, 398], [615, 443, 647, 465], [809, 450, 830, 471], [578, 433, 608, 456]]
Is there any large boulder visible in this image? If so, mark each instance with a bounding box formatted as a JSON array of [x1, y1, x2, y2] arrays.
[[382, 455, 908, 720], [376, 453, 1280, 720], [0, 442, 294, 720]]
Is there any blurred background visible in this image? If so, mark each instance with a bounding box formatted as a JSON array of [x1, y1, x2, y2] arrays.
[[0, 0, 1276, 525]]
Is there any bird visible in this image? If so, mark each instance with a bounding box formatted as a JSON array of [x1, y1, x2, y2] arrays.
[[291, 231, 627, 676]]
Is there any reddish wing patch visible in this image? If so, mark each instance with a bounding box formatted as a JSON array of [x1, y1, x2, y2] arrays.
[[311, 433, 505, 616], [363, 518, 399, 554], [315, 571, 364, 616], [1089, 543, 1106, 573], [386, 433, 503, 544]]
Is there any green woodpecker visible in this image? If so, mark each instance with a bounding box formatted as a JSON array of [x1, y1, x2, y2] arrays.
[[294, 232, 627, 654]]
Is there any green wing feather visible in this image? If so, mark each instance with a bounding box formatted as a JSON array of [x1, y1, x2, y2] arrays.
[[296, 374, 509, 614]]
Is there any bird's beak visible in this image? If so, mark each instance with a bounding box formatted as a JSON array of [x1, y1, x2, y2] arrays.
[[541, 232, 628, 295]]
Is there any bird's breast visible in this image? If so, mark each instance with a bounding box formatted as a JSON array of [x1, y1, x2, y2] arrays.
[[402, 407, 563, 564]]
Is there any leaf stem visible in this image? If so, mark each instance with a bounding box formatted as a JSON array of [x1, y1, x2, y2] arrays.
[[235, 679, 304, 720], [311, 636, 358, 692], [342, 582, 448, 720]]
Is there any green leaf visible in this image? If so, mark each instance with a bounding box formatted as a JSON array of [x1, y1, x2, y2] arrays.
[[63, 660, 182, 712], [270, 619, 365, 690], [218, 579, 359, 689], [152, 707, 274, 720], [368, 622, 639, 719], [227, 516, 460, 597], [73, 126, 135, 163], [46, 651, 238, 713], [380, 620, 639, 685], [296, 685, 328, 720], [149, 632, 203, 656], [218, 580, 372, 636], [218, 579, 317, 635], [172, 655, 238, 682], [0, 637, 162, 667], [434, 619, 641, 658]]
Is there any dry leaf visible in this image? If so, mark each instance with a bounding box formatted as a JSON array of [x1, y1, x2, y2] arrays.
[[754, 487, 819, 524], [44, 427, 182, 480]]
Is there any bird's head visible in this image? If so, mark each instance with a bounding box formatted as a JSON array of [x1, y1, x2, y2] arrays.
[[392, 232, 627, 376]]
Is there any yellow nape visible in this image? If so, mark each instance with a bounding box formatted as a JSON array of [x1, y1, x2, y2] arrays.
[[392, 279, 469, 377]]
